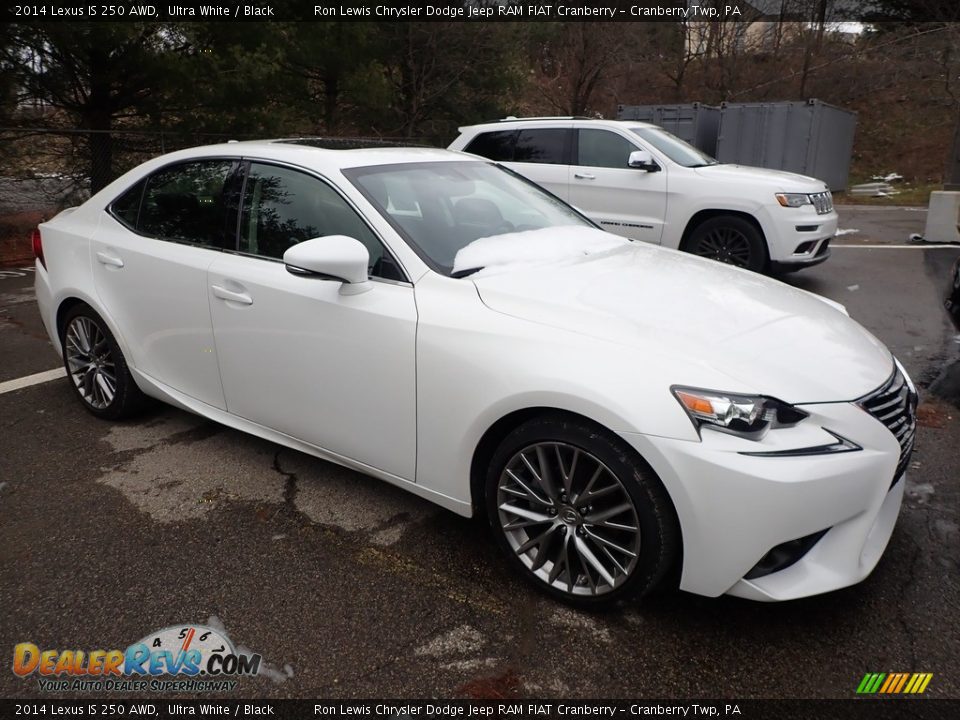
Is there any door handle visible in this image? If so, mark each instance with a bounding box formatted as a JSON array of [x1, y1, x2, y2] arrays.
[[574, 173, 596, 180], [211, 285, 253, 305], [95, 251, 124, 268]]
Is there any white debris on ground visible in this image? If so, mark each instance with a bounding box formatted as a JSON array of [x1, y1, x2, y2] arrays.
[[847, 284, 860, 292], [835, 228, 860, 236], [452, 226, 628, 278], [850, 171, 905, 197], [850, 182, 899, 197], [871, 172, 904, 183]]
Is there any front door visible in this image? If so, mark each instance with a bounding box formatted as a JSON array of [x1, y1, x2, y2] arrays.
[[208, 161, 417, 479], [569, 128, 667, 244]]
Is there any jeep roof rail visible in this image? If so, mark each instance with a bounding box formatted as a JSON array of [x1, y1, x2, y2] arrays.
[[469, 116, 598, 125]]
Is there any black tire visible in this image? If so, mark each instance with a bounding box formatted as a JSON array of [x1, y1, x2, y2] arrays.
[[59, 304, 148, 420], [485, 414, 679, 607], [683, 215, 768, 273]]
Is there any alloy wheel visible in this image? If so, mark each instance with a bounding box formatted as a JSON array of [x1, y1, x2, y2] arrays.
[[694, 226, 753, 267], [496, 442, 642, 597], [64, 315, 117, 410]]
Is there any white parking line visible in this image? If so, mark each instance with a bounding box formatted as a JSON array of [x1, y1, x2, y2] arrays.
[[0, 367, 66, 396], [832, 244, 959, 249]]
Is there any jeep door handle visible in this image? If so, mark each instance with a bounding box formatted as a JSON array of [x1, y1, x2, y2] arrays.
[[211, 285, 253, 305], [574, 173, 596, 180]]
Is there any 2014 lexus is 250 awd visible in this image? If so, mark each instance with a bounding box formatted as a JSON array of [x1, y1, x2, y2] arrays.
[[34, 142, 917, 605]]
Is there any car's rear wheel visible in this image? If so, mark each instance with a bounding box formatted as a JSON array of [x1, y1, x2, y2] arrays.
[[60, 305, 147, 420], [485, 415, 679, 607], [684, 215, 767, 272]]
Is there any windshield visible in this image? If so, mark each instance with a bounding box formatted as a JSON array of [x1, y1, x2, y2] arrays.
[[630, 127, 718, 168], [344, 161, 596, 276]]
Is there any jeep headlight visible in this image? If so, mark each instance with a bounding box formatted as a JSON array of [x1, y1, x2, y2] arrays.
[[775, 193, 812, 208]]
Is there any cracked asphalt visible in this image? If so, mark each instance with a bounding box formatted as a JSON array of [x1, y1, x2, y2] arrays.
[[1, 206, 958, 701]]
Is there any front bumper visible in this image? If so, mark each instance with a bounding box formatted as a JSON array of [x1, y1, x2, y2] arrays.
[[620, 400, 905, 600], [763, 206, 838, 267]]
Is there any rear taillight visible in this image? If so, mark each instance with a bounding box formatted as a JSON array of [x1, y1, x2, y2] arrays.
[[31, 228, 45, 269]]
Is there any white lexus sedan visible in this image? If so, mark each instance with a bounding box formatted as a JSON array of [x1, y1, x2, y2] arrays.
[[33, 141, 917, 605]]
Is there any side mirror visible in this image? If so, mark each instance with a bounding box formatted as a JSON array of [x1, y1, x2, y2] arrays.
[[283, 236, 371, 295], [628, 150, 660, 172]]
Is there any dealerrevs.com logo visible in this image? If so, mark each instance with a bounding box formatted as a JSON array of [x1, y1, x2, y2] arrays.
[[12, 624, 261, 693]]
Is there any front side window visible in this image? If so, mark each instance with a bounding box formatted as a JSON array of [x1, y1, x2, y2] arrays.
[[239, 163, 402, 280], [577, 129, 638, 169], [136, 160, 238, 248], [630, 126, 717, 167], [513, 128, 570, 165]]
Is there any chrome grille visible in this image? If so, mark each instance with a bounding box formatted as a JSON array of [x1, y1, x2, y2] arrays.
[[810, 191, 833, 215], [857, 365, 918, 482]]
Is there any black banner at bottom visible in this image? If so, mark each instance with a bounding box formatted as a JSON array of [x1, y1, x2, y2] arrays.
[[1, 699, 957, 720]]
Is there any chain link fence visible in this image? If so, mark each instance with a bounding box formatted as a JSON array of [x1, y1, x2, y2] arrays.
[[0, 127, 431, 266]]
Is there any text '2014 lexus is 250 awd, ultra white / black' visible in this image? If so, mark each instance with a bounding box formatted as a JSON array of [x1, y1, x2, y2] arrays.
[[33, 141, 917, 606]]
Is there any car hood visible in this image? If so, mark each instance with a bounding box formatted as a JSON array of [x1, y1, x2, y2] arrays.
[[694, 163, 829, 192], [470, 241, 892, 404]]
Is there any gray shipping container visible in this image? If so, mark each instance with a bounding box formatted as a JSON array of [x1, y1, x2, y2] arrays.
[[716, 99, 857, 191], [616, 103, 721, 157]]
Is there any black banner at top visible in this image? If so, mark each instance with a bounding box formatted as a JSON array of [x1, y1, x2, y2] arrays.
[[5, 0, 960, 24]]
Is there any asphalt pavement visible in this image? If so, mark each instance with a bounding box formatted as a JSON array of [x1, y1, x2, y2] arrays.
[[1, 207, 958, 701]]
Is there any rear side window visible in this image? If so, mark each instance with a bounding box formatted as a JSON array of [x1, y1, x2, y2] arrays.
[[134, 160, 239, 248], [513, 128, 570, 165], [577, 129, 637, 169], [110, 179, 145, 229], [464, 131, 517, 161]]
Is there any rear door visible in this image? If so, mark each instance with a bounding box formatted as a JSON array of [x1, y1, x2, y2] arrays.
[[462, 127, 572, 201], [569, 128, 667, 244], [92, 159, 241, 409]]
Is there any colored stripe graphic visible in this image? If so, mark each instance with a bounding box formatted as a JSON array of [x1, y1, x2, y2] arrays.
[[857, 672, 933, 694]]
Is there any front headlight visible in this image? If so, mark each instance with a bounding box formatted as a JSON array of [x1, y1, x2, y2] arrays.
[[671, 386, 808, 439], [775, 192, 811, 208]]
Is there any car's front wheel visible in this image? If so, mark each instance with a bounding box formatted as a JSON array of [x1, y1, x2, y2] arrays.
[[485, 415, 679, 606], [60, 305, 147, 420], [683, 215, 767, 272]]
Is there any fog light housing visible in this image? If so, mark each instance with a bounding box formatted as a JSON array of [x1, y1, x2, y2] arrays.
[[794, 240, 817, 254], [744, 528, 829, 580]]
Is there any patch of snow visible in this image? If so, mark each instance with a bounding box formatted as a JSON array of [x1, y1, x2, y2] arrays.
[[452, 226, 629, 278], [905, 482, 934, 504], [439, 657, 499, 672], [414, 625, 485, 657], [834, 228, 860, 236], [549, 607, 611, 644], [846, 284, 860, 292]]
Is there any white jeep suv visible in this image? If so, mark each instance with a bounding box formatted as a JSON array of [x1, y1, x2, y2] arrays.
[[449, 117, 838, 273]]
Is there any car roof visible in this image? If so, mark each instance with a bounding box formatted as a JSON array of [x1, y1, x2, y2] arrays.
[[457, 118, 658, 133], [146, 140, 469, 173]]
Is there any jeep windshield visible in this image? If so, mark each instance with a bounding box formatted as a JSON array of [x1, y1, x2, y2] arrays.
[[630, 127, 719, 168]]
